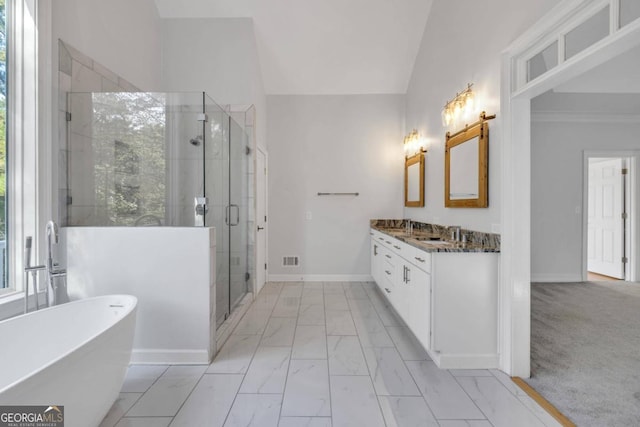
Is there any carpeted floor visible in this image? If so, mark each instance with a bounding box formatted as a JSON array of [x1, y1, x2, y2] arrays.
[[527, 281, 640, 427]]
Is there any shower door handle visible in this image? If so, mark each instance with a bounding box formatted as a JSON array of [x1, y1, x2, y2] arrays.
[[227, 204, 240, 226]]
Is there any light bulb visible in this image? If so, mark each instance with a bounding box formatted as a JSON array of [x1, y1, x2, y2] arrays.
[[453, 101, 462, 118]]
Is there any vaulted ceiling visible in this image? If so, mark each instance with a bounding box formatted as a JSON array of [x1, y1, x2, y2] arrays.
[[154, 0, 433, 95]]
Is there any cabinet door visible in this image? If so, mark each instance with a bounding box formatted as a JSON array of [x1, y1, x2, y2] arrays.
[[370, 239, 382, 287], [404, 263, 431, 350]]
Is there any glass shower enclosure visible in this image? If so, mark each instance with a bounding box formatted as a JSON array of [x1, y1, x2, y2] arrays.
[[63, 91, 253, 327]]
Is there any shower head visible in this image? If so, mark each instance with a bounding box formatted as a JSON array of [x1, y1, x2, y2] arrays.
[[190, 135, 202, 146]]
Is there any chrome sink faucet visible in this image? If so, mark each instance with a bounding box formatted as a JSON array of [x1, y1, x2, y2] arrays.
[[450, 225, 461, 242], [405, 220, 413, 235]]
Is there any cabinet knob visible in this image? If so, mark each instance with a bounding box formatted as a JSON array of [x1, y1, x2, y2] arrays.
[[385, 255, 391, 259], [385, 270, 391, 275], [384, 288, 391, 293], [414, 257, 425, 263], [393, 245, 401, 250]]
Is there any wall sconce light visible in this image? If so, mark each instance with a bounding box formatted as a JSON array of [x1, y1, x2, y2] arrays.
[[441, 83, 476, 127], [403, 129, 427, 157]]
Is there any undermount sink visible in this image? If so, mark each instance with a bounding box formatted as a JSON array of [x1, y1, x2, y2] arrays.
[[411, 238, 455, 246], [411, 236, 444, 242]]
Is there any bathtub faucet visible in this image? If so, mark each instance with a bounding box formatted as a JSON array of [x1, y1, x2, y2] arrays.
[[46, 221, 68, 306]]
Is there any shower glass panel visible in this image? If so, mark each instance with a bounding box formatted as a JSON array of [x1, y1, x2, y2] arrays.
[[204, 100, 251, 327], [65, 91, 252, 328], [229, 118, 249, 314], [66, 92, 206, 226]]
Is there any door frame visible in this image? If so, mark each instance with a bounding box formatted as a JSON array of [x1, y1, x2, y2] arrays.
[[501, 0, 640, 376], [583, 151, 638, 282], [256, 145, 268, 293]]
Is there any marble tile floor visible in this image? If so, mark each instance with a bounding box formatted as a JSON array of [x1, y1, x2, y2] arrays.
[[101, 282, 561, 427]]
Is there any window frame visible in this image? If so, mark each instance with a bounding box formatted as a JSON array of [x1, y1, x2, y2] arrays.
[[0, 0, 51, 303]]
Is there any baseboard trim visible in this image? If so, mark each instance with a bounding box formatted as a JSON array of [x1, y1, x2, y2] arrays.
[[130, 349, 209, 365], [512, 377, 576, 427], [268, 274, 373, 282], [430, 352, 500, 369], [531, 274, 583, 283]]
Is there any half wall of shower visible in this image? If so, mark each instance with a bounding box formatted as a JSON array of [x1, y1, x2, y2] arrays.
[[62, 91, 253, 327]]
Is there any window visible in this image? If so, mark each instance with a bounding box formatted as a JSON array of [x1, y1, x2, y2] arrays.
[[0, 0, 42, 298], [0, 0, 7, 289]]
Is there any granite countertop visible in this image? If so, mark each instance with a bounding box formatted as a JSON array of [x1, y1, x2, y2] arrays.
[[371, 224, 501, 253]]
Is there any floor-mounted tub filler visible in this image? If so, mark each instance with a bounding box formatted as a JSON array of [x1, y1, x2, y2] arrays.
[[0, 295, 137, 427]]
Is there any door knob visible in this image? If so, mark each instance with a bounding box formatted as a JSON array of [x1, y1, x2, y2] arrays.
[[257, 226, 264, 231]]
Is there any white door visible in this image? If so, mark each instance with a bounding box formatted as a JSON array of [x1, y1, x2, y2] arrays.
[[587, 158, 625, 279], [256, 148, 268, 293]]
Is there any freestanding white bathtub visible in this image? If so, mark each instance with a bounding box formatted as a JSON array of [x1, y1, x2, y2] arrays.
[[0, 295, 137, 427]]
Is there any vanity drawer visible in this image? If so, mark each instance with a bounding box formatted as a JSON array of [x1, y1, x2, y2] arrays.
[[388, 239, 413, 259], [407, 247, 431, 273], [371, 230, 390, 247]]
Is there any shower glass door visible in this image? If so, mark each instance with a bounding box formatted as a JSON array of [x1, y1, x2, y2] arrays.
[[229, 118, 249, 312], [204, 97, 250, 328]]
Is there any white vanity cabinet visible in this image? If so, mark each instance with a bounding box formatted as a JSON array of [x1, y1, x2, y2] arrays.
[[370, 229, 432, 350], [398, 259, 431, 351], [370, 228, 499, 369]]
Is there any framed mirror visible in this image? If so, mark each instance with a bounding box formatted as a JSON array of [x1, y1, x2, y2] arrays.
[[445, 117, 489, 208], [405, 153, 425, 207]]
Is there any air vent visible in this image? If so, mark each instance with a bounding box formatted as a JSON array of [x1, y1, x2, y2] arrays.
[[282, 256, 299, 267]]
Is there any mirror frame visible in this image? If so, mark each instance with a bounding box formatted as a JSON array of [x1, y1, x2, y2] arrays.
[[404, 152, 425, 207], [445, 118, 489, 208]]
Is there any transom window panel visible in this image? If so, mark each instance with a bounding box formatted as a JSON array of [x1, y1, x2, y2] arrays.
[[527, 41, 558, 83], [620, 0, 640, 28], [564, 6, 610, 60]]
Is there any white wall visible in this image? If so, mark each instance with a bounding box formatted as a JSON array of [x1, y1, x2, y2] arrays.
[[404, 0, 560, 233], [65, 227, 216, 364], [267, 95, 405, 280], [161, 18, 267, 151], [52, 0, 163, 90], [531, 119, 640, 282]]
